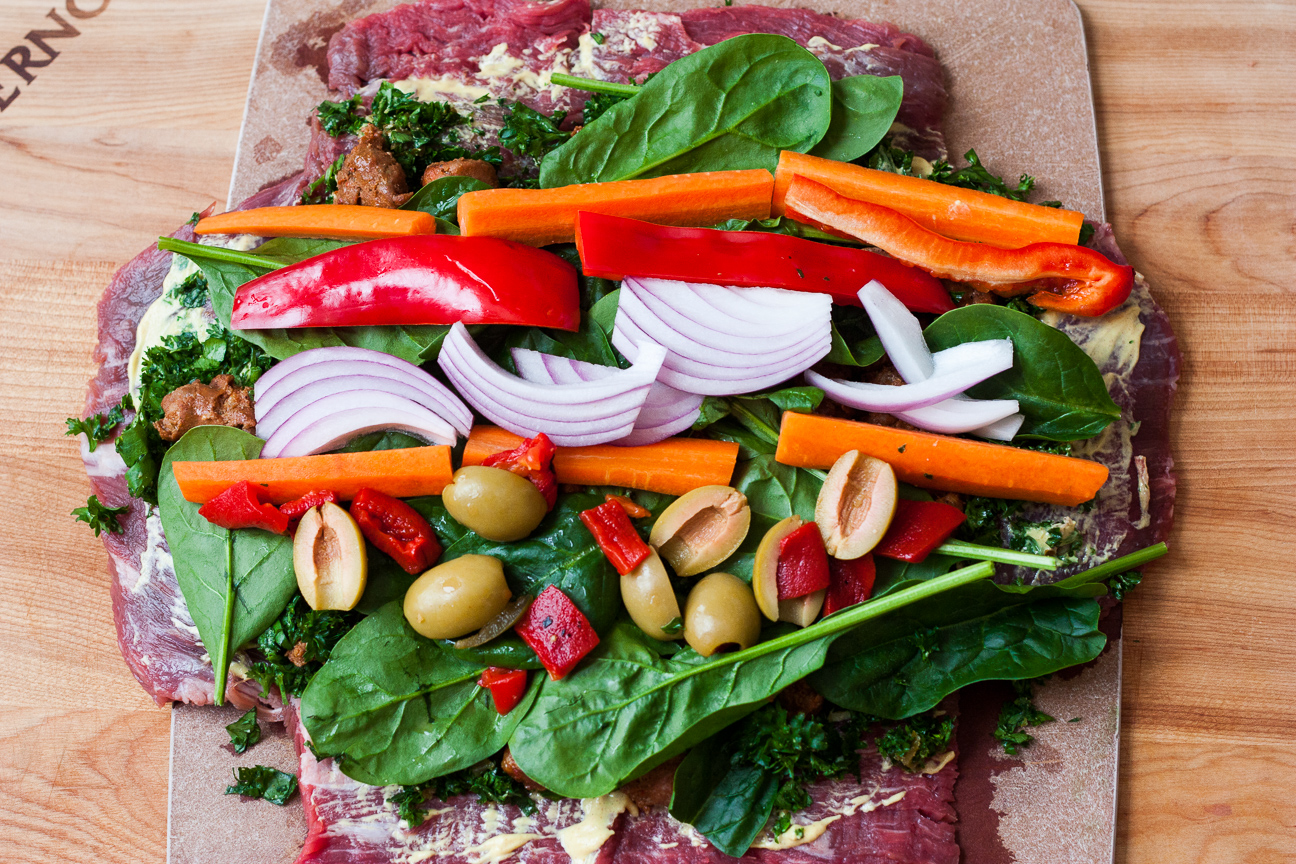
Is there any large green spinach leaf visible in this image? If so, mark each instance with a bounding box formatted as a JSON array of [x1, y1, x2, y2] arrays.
[[924, 305, 1120, 441], [540, 35, 831, 186], [157, 427, 297, 687], [809, 75, 904, 162], [176, 239, 451, 365], [810, 579, 1107, 719], [300, 602, 536, 786], [671, 735, 779, 856]]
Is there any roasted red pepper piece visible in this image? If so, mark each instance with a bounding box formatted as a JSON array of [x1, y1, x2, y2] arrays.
[[783, 177, 1134, 317], [515, 585, 600, 680], [478, 667, 529, 715], [198, 481, 290, 534], [278, 489, 340, 534], [231, 235, 580, 331], [574, 211, 954, 314], [822, 554, 877, 617], [482, 432, 559, 510], [579, 501, 652, 576], [873, 499, 967, 563], [776, 522, 831, 600], [349, 487, 442, 575], [605, 493, 651, 519]]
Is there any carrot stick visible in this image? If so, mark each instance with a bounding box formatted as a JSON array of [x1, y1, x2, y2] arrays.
[[775, 413, 1107, 507], [457, 170, 774, 247], [194, 205, 436, 240], [463, 427, 740, 496], [771, 151, 1083, 249], [172, 446, 452, 505]]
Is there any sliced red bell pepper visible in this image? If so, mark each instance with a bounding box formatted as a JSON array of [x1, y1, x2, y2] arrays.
[[482, 432, 559, 510], [349, 487, 442, 575], [822, 554, 877, 617], [783, 176, 1134, 317], [776, 521, 831, 600], [515, 585, 600, 680], [198, 480, 290, 534], [604, 493, 651, 519], [230, 235, 580, 331], [478, 667, 529, 715], [574, 211, 954, 314], [873, 499, 966, 563], [579, 500, 652, 576], [279, 489, 340, 534]]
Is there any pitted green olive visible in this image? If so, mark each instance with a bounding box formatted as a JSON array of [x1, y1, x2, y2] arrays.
[[815, 450, 896, 560], [649, 485, 750, 577], [683, 572, 761, 657], [293, 502, 367, 611], [403, 554, 511, 640], [620, 550, 683, 641], [442, 466, 547, 541]]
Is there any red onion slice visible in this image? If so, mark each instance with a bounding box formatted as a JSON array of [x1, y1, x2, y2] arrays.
[[629, 277, 828, 339], [257, 375, 469, 441], [804, 339, 1013, 413], [970, 412, 1025, 441], [261, 391, 459, 458], [893, 395, 1021, 435], [858, 279, 933, 383], [438, 323, 665, 447]]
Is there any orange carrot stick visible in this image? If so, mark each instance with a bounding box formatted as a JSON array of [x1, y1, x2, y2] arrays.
[[771, 151, 1083, 249], [172, 446, 452, 505], [775, 413, 1107, 507], [463, 427, 739, 496], [457, 170, 774, 247], [195, 205, 436, 240]]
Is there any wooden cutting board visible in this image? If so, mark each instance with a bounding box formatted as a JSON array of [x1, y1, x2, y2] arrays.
[[167, 1, 1121, 862]]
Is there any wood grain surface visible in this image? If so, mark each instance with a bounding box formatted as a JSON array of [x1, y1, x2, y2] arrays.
[[0, 1, 1292, 862]]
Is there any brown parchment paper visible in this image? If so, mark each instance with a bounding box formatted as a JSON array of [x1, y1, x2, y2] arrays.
[[172, 1, 1118, 862]]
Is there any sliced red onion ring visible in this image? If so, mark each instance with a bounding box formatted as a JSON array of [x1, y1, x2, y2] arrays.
[[438, 323, 665, 447], [893, 395, 1021, 435], [804, 339, 1013, 413], [254, 347, 471, 436], [257, 376, 467, 441], [630, 277, 826, 339], [858, 279, 934, 383], [510, 348, 704, 446], [970, 412, 1025, 441], [261, 391, 458, 458]]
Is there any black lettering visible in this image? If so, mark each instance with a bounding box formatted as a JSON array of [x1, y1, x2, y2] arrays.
[[0, 84, 19, 111], [66, 0, 109, 19], [1, 46, 39, 84], [25, 10, 81, 62]]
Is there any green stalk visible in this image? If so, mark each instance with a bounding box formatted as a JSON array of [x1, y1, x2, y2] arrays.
[[549, 73, 639, 97], [717, 560, 995, 665], [935, 539, 1060, 570], [158, 237, 285, 271], [1057, 542, 1169, 588], [213, 531, 236, 707], [726, 400, 829, 480]]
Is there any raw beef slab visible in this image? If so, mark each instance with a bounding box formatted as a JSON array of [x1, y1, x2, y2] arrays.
[[285, 701, 959, 864]]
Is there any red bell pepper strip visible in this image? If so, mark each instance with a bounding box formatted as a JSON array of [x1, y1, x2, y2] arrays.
[[604, 493, 651, 519], [783, 176, 1134, 317], [574, 211, 954, 315], [515, 585, 600, 680], [874, 499, 967, 564], [482, 432, 559, 511], [198, 480, 290, 534], [230, 235, 580, 331], [776, 521, 831, 600], [580, 501, 652, 576], [822, 554, 877, 617], [478, 667, 529, 715], [349, 487, 442, 575], [278, 489, 339, 534]]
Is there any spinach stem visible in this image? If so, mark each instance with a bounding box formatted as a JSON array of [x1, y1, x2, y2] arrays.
[[726, 399, 780, 446], [935, 540, 1059, 570], [550, 73, 639, 97], [214, 530, 236, 707], [1057, 542, 1168, 587], [158, 237, 285, 271]]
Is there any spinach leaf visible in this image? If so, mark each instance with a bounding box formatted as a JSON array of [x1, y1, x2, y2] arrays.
[[71, 495, 128, 536], [811, 579, 1107, 719], [809, 75, 904, 162], [924, 304, 1120, 441], [226, 709, 262, 754], [401, 175, 490, 223], [181, 241, 451, 365], [540, 35, 831, 186], [671, 737, 779, 856], [299, 602, 536, 786], [157, 427, 298, 697], [825, 305, 885, 368], [225, 766, 297, 805]]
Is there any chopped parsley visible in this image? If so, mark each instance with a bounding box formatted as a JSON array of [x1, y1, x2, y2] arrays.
[[65, 403, 124, 452], [226, 766, 298, 805], [247, 597, 359, 699], [1108, 570, 1142, 601], [498, 101, 571, 163], [590, 31, 605, 44], [994, 679, 1054, 755], [71, 495, 128, 536], [389, 756, 535, 826], [167, 270, 209, 308], [875, 710, 954, 772], [226, 709, 262, 754]]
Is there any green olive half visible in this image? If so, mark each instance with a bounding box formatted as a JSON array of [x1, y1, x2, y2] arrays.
[[621, 550, 682, 641], [403, 554, 511, 640], [683, 572, 761, 658], [442, 466, 547, 542]]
